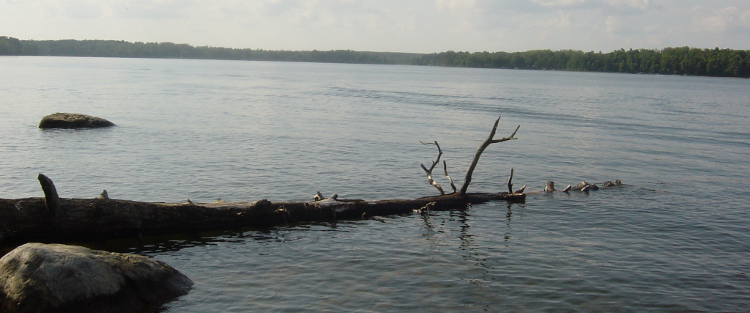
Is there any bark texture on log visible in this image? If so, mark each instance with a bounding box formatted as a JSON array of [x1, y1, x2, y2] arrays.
[[0, 192, 524, 245]]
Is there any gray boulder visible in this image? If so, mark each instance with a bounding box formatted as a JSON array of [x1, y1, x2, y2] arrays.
[[0, 243, 192, 313], [38, 113, 115, 129]]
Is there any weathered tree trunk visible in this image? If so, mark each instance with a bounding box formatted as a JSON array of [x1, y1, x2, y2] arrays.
[[0, 188, 524, 245]]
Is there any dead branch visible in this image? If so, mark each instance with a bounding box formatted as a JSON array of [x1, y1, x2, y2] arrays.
[[443, 161, 457, 194], [507, 168, 514, 194], [458, 116, 520, 196], [420, 141, 446, 195]]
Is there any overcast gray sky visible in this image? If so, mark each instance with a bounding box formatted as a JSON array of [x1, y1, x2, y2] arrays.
[[1, 0, 749, 53]]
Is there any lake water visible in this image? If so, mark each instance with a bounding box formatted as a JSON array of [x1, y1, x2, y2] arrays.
[[1, 56, 749, 312]]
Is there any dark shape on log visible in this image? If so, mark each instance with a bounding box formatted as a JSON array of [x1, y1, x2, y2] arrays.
[[544, 181, 555, 192], [313, 191, 324, 201], [572, 181, 599, 191], [38, 113, 115, 129], [603, 180, 623, 188], [542, 180, 618, 194], [96, 190, 109, 199], [0, 243, 192, 313], [507, 168, 515, 194]]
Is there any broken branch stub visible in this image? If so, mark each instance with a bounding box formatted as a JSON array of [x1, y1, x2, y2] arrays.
[[459, 116, 520, 196], [37, 173, 61, 216]]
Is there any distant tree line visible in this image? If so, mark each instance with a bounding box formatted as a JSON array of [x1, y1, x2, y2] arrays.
[[413, 48, 750, 78], [2, 36, 749, 78], [0, 36, 35, 55], [0, 36, 419, 65]]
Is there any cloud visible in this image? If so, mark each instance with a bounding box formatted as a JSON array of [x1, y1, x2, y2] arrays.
[[691, 6, 750, 35], [0, 0, 749, 52], [436, 0, 477, 10], [529, 0, 589, 9], [62, 0, 104, 19], [111, 0, 195, 19]]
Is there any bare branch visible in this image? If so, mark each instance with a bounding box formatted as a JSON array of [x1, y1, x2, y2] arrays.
[[443, 161, 457, 194], [459, 116, 520, 196], [421, 141, 445, 195], [490, 125, 521, 144], [421, 164, 445, 195]]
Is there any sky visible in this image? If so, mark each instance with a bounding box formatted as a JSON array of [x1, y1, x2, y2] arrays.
[[1, 0, 749, 53]]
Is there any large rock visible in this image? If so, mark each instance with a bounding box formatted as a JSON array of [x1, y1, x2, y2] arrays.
[[0, 243, 192, 313], [38, 113, 115, 129]]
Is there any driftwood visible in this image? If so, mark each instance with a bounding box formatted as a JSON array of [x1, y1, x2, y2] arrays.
[[533, 180, 623, 195], [0, 184, 524, 245], [0, 117, 526, 245]]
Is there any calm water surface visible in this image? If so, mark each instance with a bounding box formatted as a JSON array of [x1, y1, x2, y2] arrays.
[[1, 56, 749, 312]]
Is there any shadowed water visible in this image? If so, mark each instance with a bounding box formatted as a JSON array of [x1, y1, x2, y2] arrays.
[[1, 56, 749, 312]]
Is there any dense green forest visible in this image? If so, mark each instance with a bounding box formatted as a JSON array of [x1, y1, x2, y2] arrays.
[[413, 48, 750, 78], [2, 36, 749, 78], [0, 36, 418, 65]]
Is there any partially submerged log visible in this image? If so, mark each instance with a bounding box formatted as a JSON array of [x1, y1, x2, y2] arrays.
[[533, 179, 623, 195], [0, 183, 524, 245]]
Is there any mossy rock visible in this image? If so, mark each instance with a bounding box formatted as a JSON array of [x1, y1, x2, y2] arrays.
[[38, 113, 115, 129]]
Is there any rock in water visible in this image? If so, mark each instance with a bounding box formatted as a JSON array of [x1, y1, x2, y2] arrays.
[[0, 243, 192, 313], [38, 113, 115, 129]]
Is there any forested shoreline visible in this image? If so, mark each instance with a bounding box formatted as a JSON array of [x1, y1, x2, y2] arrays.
[[2, 36, 749, 78], [414, 48, 750, 78]]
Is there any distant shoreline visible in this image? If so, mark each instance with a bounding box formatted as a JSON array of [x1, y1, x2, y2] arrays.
[[2, 36, 748, 78]]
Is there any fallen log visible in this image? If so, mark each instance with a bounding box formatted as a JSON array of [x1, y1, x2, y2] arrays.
[[0, 184, 524, 245]]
